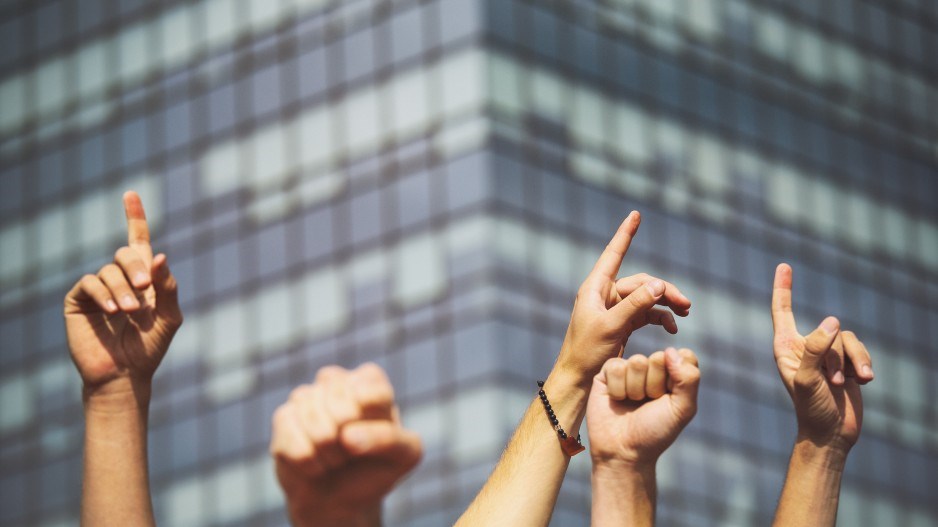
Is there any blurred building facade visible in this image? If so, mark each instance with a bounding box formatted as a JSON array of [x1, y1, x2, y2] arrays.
[[0, 0, 936, 525]]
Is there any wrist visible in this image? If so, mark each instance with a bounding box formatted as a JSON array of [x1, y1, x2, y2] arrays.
[[591, 456, 657, 526], [592, 454, 657, 479], [83, 377, 152, 415], [792, 436, 849, 471], [592, 457, 656, 480], [289, 500, 380, 527], [548, 356, 594, 393]]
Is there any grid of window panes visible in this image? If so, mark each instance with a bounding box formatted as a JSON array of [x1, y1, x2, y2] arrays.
[[0, 0, 935, 526]]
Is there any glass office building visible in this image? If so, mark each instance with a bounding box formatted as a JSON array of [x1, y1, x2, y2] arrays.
[[1, 0, 935, 525]]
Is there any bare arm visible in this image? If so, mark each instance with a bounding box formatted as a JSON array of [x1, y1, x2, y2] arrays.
[[65, 192, 183, 526], [770, 263, 874, 527], [587, 348, 700, 526], [456, 212, 692, 527]]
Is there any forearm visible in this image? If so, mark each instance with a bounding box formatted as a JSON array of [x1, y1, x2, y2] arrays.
[[81, 381, 155, 527], [287, 501, 380, 527], [456, 368, 589, 527], [591, 462, 656, 527], [773, 439, 848, 527]]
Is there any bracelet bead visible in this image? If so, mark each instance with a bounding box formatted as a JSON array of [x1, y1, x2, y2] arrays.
[[536, 380, 584, 456]]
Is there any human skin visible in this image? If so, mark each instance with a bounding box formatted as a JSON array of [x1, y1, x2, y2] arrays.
[[455, 211, 692, 527], [64, 191, 183, 527], [770, 263, 874, 527], [587, 348, 700, 526], [270, 363, 423, 527]]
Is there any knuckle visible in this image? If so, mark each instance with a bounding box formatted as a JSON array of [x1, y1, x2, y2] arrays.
[[607, 358, 627, 379], [357, 361, 386, 380], [289, 385, 311, 403], [272, 405, 289, 428], [315, 365, 346, 383]]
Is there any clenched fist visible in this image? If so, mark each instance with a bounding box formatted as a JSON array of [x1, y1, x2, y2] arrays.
[[270, 363, 423, 527], [587, 348, 700, 467]]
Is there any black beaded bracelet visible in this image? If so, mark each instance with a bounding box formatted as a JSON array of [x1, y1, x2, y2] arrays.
[[537, 380, 585, 456]]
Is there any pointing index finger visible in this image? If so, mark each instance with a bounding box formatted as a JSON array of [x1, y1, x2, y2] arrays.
[[590, 211, 640, 281], [772, 263, 798, 335], [123, 191, 153, 260]]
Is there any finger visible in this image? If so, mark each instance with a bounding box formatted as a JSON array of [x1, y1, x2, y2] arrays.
[[98, 263, 141, 311], [319, 367, 361, 427], [606, 278, 667, 332], [626, 354, 648, 401], [350, 362, 395, 420], [624, 307, 679, 334], [678, 348, 699, 368], [826, 334, 846, 386], [800, 317, 840, 374], [123, 191, 153, 262], [664, 347, 700, 420], [270, 403, 323, 477], [114, 246, 151, 290], [602, 358, 628, 400], [615, 274, 691, 315], [151, 254, 183, 323], [340, 421, 423, 467], [841, 331, 874, 384], [771, 263, 799, 335], [646, 351, 667, 399], [69, 274, 120, 314], [590, 211, 640, 281], [294, 383, 346, 471], [666, 348, 698, 392], [646, 308, 678, 334]]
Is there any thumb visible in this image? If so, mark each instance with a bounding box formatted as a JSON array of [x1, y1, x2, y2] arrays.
[[151, 253, 183, 324], [340, 421, 423, 469], [607, 279, 666, 332], [799, 317, 839, 374], [665, 347, 700, 420]]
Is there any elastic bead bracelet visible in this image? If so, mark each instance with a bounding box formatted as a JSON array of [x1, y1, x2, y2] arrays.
[[537, 380, 585, 456]]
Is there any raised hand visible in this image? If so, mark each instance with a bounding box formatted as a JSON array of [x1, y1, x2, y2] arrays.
[[556, 211, 691, 386], [771, 263, 874, 526], [456, 213, 690, 527], [67, 191, 182, 527], [64, 191, 182, 396], [271, 363, 423, 527], [771, 263, 873, 449], [586, 348, 700, 527], [587, 348, 700, 467]]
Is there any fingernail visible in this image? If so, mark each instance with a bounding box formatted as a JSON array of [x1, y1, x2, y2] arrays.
[[106, 299, 118, 312], [832, 370, 844, 384], [862, 365, 873, 378], [121, 295, 136, 308], [819, 317, 839, 334], [646, 280, 665, 296], [134, 272, 149, 285]]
